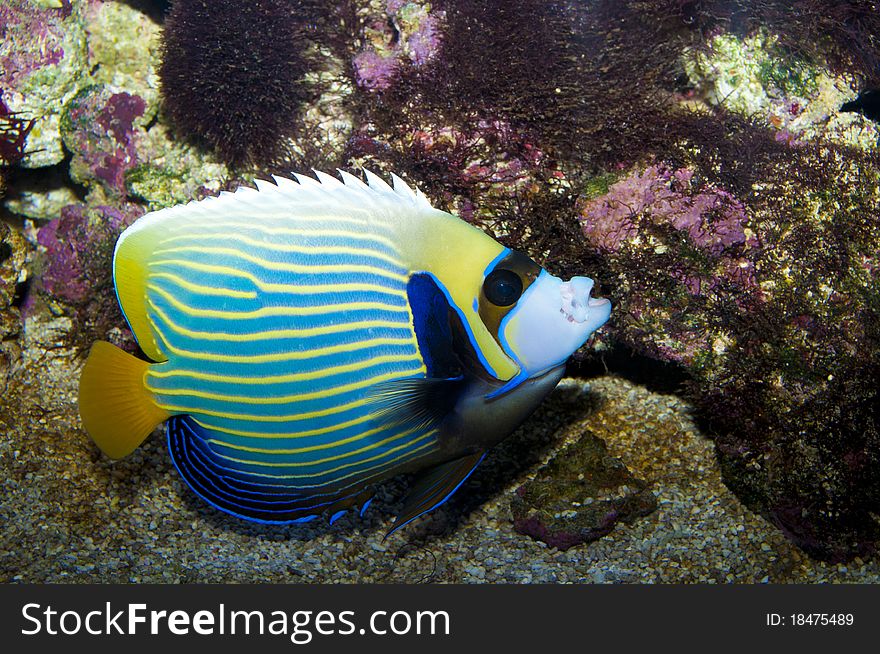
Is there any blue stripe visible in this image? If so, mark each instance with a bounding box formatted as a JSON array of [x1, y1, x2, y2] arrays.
[[149, 373, 422, 419], [167, 417, 435, 523], [150, 312, 415, 358], [204, 424, 434, 468], [150, 246, 408, 279], [148, 357, 423, 396], [149, 262, 405, 293], [148, 290, 410, 328]]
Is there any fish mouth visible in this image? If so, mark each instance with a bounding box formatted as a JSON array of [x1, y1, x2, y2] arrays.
[[559, 278, 609, 324]]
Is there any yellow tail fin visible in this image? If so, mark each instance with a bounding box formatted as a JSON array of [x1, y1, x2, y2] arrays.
[[78, 341, 171, 459]]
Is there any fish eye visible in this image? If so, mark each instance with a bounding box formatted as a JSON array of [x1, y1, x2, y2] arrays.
[[483, 268, 523, 307]]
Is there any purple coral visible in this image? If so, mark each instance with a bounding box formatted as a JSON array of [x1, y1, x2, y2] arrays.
[[63, 88, 145, 198], [353, 50, 401, 91], [575, 163, 763, 369], [580, 164, 754, 256], [37, 204, 140, 305], [352, 2, 444, 91], [406, 13, 443, 66]]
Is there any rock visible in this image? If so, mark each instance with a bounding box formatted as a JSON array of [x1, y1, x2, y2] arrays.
[[511, 428, 658, 550], [0, 0, 90, 168], [0, 222, 30, 391], [61, 85, 146, 199], [83, 0, 162, 122], [123, 122, 228, 210]]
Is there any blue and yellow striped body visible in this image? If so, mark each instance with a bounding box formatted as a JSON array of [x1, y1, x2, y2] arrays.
[[101, 171, 518, 523], [144, 205, 441, 520]]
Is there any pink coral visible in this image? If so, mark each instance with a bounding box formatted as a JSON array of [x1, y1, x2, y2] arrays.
[[37, 204, 141, 305], [352, 2, 444, 91], [580, 164, 753, 256], [63, 88, 146, 197], [352, 50, 400, 91], [406, 13, 443, 66]]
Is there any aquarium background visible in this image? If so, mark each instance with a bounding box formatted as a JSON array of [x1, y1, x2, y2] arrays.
[[1, 0, 879, 582]]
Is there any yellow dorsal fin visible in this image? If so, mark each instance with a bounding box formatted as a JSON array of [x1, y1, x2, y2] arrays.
[[78, 341, 171, 459]]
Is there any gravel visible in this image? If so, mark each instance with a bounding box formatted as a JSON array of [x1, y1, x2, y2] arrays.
[[2, 312, 878, 583]]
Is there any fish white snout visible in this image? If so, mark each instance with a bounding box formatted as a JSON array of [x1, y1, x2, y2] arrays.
[[560, 277, 594, 323], [500, 271, 612, 379], [560, 276, 611, 325]]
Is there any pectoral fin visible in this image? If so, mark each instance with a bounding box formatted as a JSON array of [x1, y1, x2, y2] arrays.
[[369, 375, 466, 432], [387, 451, 486, 537]]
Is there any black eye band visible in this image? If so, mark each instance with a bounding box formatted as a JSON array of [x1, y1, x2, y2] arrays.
[[483, 268, 523, 307]]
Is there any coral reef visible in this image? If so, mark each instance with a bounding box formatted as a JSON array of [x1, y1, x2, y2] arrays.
[[682, 31, 877, 150], [1, 0, 880, 565], [576, 146, 880, 561], [341, 0, 880, 560], [0, 0, 90, 168]]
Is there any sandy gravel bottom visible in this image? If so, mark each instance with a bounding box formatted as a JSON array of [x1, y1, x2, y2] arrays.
[[2, 314, 878, 583]]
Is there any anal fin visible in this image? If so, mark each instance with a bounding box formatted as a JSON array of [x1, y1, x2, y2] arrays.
[[387, 451, 486, 537], [168, 416, 377, 525]]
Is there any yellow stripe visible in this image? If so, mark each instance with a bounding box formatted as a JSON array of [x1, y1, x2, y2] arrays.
[[147, 299, 410, 342], [148, 284, 408, 320], [151, 317, 416, 365], [197, 409, 379, 439], [147, 352, 422, 385], [211, 424, 433, 467], [149, 259, 408, 299], [158, 232, 403, 267], [151, 245, 408, 282], [160, 396, 373, 423], [149, 365, 427, 404], [197, 433, 436, 486], [150, 272, 258, 299]]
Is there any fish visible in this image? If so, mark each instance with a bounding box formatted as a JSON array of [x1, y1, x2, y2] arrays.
[[840, 88, 880, 123], [78, 170, 611, 533]]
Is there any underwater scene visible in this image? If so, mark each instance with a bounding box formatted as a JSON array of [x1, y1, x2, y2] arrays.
[[1, 0, 880, 584]]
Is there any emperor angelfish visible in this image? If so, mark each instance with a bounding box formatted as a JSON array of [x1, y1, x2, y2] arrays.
[[78, 170, 611, 533]]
